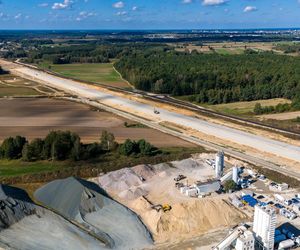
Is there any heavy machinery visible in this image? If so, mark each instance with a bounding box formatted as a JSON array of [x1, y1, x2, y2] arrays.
[[151, 204, 172, 212], [162, 204, 172, 212], [153, 108, 160, 114], [174, 174, 186, 182]]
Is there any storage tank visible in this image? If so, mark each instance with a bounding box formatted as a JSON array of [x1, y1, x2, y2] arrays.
[[232, 167, 239, 184], [275, 234, 286, 244], [215, 151, 224, 178]]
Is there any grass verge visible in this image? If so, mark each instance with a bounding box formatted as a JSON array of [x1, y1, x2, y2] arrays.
[[38, 62, 130, 89], [0, 146, 207, 185]]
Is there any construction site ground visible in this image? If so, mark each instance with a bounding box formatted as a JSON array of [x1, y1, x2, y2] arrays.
[[94, 153, 248, 244]]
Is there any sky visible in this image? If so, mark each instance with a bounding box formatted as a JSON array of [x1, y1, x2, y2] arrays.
[[0, 0, 299, 30]]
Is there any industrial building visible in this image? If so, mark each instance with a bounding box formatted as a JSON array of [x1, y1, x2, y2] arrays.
[[253, 206, 276, 250], [195, 181, 221, 196], [269, 182, 289, 192], [180, 181, 221, 197]]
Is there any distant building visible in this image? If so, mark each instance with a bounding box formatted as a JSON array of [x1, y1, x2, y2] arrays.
[[235, 230, 255, 250], [253, 206, 276, 250], [215, 151, 224, 178]]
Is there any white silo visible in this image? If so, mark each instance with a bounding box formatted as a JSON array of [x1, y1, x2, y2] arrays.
[[215, 151, 224, 178], [232, 166, 239, 184]]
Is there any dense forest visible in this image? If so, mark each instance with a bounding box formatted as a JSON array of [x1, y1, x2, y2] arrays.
[[115, 50, 300, 104], [7, 43, 169, 65]]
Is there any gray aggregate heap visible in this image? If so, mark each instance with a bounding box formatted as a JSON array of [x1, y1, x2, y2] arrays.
[[34, 177, 153, 250], [0, 185, 35, 230]]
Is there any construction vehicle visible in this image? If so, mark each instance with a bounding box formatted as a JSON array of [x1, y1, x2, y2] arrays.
[[151, 204, 172, 212], [162, 204, 172, 212], [174, 174, 186, 182], [151, 204, 163, 212], [175, 182, 184, 188], [153, 108, 160, 114]]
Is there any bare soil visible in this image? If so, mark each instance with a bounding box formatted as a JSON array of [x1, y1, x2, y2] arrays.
[[0, 98, 194, 147], [258, 111, 300, 120]]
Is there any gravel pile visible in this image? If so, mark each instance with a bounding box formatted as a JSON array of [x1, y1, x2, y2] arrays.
[[99, 168, 144, 192], [0, 185, 34, 230], [0, 184, 106, 250], [34, 177, 153, 250]]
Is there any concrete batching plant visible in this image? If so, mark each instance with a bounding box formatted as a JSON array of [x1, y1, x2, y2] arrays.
[[215, 151, 224, 178]]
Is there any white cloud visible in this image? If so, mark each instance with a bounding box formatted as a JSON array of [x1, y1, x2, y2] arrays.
[[202, 0, 227, 6], [132, 6, 138, 11], [14, 13, 22, 19], [76, 11, 96, 21], [182, 0, 192, 4], [52, 0, 73, 10], [243, 6, 257, 13], [116, 11, 127, 16], [113, 1, 124, 9]]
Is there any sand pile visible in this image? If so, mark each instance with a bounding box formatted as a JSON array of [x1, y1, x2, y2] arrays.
[[0, 184, 105, 250], [34, 177, 153, 250], [131, 198, 248, 243]]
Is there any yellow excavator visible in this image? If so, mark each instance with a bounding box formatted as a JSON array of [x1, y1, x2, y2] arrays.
[[151, 204, 172, 212], [162, 204, 172, 212]]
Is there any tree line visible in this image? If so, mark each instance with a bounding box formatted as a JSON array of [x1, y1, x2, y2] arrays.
[[10, 42, 168, 66], [0, 131, 158, 162], [115, 50, 300, 105], [253, 101, 300, 115]]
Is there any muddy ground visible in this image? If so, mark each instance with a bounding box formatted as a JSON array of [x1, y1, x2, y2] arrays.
[[0, 98, 194, 147]]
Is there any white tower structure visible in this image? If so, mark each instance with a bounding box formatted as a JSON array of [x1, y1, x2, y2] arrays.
[[253, 206, 276, 250], [215, 151, 224, 178], [232, 166, 239, 184]]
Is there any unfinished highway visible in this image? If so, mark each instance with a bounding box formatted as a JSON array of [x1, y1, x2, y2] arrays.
[[2, 60, 300, 173]]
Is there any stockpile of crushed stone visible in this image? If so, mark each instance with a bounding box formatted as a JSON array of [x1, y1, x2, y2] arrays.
[[99, 167, 144, 192], [0, 184, 106, 250], [34, 177, 153, 250], [0, 185, 34, 229]]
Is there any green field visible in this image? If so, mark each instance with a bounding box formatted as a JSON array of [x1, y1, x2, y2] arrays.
[[0, 160, 67, 177], [209, 98, 291, 116], [0, 146, 205, 181], [40, 63, 130, 89], [215, 48, 244, 55]]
